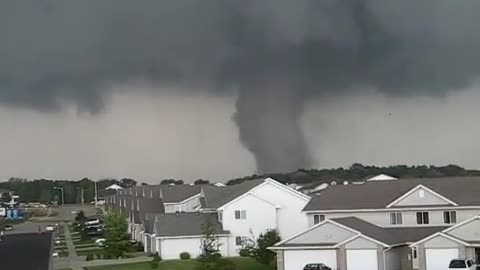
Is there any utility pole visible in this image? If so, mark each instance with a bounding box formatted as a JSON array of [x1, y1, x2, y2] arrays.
[[53, 187, 64, 205], [77, 187, 84, 205], [94, 180, 98, 208]]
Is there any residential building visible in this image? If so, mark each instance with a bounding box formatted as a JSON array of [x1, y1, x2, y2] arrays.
[[129, 178, 310, 259], [271, 176, 480, 270]]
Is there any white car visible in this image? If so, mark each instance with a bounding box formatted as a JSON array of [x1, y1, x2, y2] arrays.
[[45, 225, 56, 232], [449, 258, 477, 269]]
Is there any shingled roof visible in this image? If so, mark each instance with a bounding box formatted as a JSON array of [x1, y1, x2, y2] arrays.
[[304, 176, 480, 211], [275, 217, 445, 248], [0, 232, 53, 270], [201, 179, 265, 209], [332, 217, 446, 245], [153, 212, 229, 237]]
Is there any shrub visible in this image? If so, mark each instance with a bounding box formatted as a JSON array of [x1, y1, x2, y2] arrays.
[[150, 260, 159, 269], [180, 252, 191, 260], [86, 254, 94, 261], [152, 253, 162, 262], [58, 251, 69, 257], [136, 242, 145, 251], [103, 253, 112, 259], [96, 253, 103, 260]]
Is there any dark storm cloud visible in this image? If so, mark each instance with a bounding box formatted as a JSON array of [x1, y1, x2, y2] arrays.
[[1, 0, 480, 173]]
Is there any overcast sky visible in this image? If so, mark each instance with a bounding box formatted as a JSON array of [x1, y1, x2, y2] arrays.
[[2, 1, 480, 182], [0, 81, 479, 183]]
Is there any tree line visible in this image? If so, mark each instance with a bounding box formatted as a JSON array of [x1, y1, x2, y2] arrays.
[[2, 164, 479, 203]]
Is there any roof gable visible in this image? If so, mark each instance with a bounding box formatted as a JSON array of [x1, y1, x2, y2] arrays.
[[386, 185, 458, 208], [218, 192, 279, 211], [275, 220, 357, 247]]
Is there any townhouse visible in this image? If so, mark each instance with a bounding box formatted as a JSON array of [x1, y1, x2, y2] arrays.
[[105, 178, 311, 259], [271, 176, 480, 270], [105, 184, 201, 242]]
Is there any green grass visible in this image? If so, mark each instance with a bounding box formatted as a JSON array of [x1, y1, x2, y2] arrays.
[[74, 239, 95, 245], [84, 257, 272, 270]]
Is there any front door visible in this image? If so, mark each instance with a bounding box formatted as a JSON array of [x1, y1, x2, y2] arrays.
[[475, 248, 480, 264]]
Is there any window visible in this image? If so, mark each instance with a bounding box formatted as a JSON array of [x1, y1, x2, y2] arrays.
[[136, 199, 140, 211], [449, 260, 467, 268], [416, 212, 429, 224], [313, 215, 325, 225], [419, 189, 425, 198], [218, 212, 223, 222], [235, 236, 247, 246], [444, 211, 457, 224], [150, 189, 154, 198], [235, 210, 247, 220], [390, 212, 403, 225], [412, 248, 417, 259]]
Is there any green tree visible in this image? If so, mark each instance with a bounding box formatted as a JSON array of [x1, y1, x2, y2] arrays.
[[194, 179, 210, 185], [104, 212, 128, 258], [197, 216, 221, 263], [1, 192, 12, 203], [256, 229, 281, 265], [239, 229, 281, 266]]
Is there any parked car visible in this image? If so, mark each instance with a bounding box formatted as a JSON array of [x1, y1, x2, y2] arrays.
[[45, 225, 56, 232], [95, 238, 106, 246], [449, 258, 477, 269], [4, 225, 13, 231], [303, 263, 332, 270]]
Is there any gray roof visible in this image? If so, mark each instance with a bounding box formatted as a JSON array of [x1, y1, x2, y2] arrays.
[[132, 198, 165, 224], [161, 185, 201, 203], [153, 212, 229, 237], [126, 185, 201, 203], [202, 179, 265, 209], [0, 232, 53, 270], [332, 217, 446, 245], [304, 176, 480, 211], [144, 213, 158, 234]]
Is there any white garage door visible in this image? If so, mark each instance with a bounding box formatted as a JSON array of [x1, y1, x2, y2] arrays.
[[347, 249, 378, 270], [426, 248, 459, 270], [284, 250, 337, 270]]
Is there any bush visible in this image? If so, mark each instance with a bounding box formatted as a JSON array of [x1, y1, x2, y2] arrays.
[[152, 253, 162, 262], [58, 251, 69, 257], [103, 253, 112, 259], [96, 253, 103, 260], [180, 252, 191, 260], [136, 242, 144, 252], [86, 254, 94, 261], [150, 260, 159, 269]]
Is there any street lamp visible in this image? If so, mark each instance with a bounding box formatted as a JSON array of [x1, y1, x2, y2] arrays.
[[53, 187, 64, 205]]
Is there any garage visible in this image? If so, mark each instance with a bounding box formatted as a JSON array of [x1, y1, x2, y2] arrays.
[[346, 249, 378, 270], [426, 248, 458, 270], [284, 250, 337, 270]]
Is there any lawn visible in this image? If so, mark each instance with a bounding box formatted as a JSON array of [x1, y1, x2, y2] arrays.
[[84, 257, 272, 270]]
